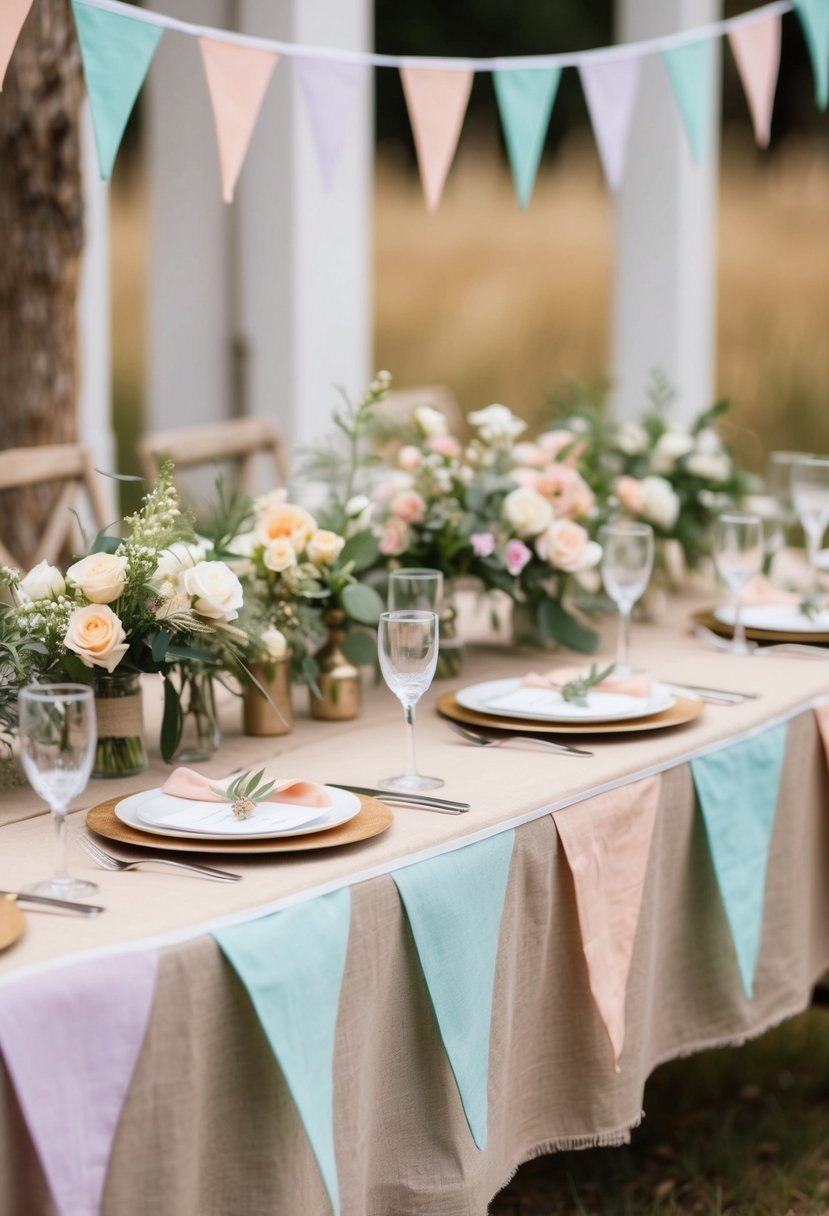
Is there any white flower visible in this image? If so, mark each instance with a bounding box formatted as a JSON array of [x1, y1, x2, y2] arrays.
[[502, 487, 554, 538], [19, 561, 65, 601], [153, 540, 207, 588], [640, 476, 681, 530], [345, 494, 370, 519], [66, 553, 128, 605], [535, 519, 602, 573], [651, 430, 695, 474], [615, 420, 649, 456], [413, 405, 449, 439], [183, 561, 244, 622], [64, 604, 129, 672], [306, 530, 346, 566], [685, 451, 732, 482], [263, 539, 297, 573], [261, 627, 288, 661], [467, 403, 527, 444], [694, 427, 724, 456]]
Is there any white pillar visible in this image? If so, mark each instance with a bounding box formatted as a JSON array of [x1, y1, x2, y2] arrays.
[[77, 101, 115, 513], [612, 0, 722, 424]]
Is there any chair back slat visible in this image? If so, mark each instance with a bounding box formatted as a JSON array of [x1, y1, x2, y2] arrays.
[[138, 417, 287, 489]]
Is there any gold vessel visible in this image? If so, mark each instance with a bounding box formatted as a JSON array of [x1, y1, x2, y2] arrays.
[[243, 660, 294, 737], [309, 610, 362, 722]]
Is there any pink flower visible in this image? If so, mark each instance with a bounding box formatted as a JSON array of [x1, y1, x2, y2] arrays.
[[379, 517, 411, 557], [398, 445, 422, 471], [428, 435, 462, 459], [512, 442, 546, 468], [535, 519, 601, 573], [615, 475, 645, 514], [504, 538, 532, 577], [536, 464, 595, 519], [390, 489, 427, 525], [511, 467, 541, 489], [537, 430, 585, 468], [471, 531, 496, 558]]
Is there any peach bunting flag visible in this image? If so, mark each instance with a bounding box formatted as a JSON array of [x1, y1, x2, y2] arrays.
[[555, 775, 661, 1072], [0, 0, 33, 90], [199, 37, 278, 204], [728, 12, 782, 148], [400, 66, 473, 212]]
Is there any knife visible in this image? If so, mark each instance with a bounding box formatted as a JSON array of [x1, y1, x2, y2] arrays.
[[336, 785, 470, 814], [1, 891, 104, 916]]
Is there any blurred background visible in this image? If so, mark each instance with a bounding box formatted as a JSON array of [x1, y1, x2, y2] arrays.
[[111, 0, 829, 488]]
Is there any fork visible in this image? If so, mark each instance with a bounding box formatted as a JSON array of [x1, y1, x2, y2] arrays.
[[80, 835, 242, 883], [447, 720, 593, 757]]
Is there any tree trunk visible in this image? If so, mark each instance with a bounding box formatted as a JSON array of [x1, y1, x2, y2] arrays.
[[0, 0, 83, 566]]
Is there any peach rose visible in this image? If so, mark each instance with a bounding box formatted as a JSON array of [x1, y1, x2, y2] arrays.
[[536, 465, 594, 519], [66, 553, 128, 604], [397, 445, 422, 472], [379, 517, 410, 557], [255, 503, 317, 554], [428, 435, 462, 459], [306, 530, 346, 566], [390, 490, 427, 525], [535, 519, 602, 573], [263, 539, 298, 573], [615, 475, 645, 514], [64, 604, 129, 672]]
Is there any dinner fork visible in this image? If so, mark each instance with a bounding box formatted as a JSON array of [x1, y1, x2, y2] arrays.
[[80, 835, 242, 883], [446, 720, 593, 757]]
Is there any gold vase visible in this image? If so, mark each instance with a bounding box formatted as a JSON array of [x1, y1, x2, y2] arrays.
[[243, 660, 293, 737], [309, 610, 362, 722]]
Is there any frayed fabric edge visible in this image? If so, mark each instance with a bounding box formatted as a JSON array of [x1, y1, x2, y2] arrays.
[[493, 1112, 644, 1199]]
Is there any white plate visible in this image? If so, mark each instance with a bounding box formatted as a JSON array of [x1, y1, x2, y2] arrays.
[[455, 678, 675, 724], [714, 603, 829, 633], [115, 786, 362, 842]]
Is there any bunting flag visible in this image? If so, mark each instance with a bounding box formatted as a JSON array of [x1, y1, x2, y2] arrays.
[[213, 889, 351, 1216], [728, 12, 782, 147], [691, 724, 787, 999], [555, 776, 660, 1072], [400, 66, 474, 212], [662, 38, 714, 162], [0, 951, 159, 1216], [297, 58, 365, 191], [71, 0, 163, 181], [391, 831, 515, 1149], [794, 0, 829, 109], [578, 57, 641, 193], [0, 0, 33, 91], [493, 67, 561, 209], [199, 37, 278, 204]]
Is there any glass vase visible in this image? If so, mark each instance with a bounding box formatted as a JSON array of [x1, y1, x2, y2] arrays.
[[171, 665, 220, 764], [92, 670, 148, 779], [435, 587, 464, 679]]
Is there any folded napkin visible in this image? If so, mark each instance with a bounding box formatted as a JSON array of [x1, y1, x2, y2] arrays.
[[742, 576, 803, 607], [522, 667, 652, 699], [161, 767, 332, 809]]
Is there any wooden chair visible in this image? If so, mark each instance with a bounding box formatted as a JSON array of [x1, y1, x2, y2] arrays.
[[138, 417, 288, 494], [0, 443, 110, 570]]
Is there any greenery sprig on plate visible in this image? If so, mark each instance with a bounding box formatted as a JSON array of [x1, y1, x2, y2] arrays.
[[558, 662, 616, 707], [210, 768, 277, 820]]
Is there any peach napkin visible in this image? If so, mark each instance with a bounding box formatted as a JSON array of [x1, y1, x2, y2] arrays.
[[161, 767, 332, 809], [522, 666, 652, 699], [741, 575, 804, 607]]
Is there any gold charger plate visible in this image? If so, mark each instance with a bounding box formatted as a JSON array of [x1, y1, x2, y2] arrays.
[[86, 794, 392, 855], [437, 691, 704, 735], [0, 897, 25, 952], [693, 608, 829, 646]]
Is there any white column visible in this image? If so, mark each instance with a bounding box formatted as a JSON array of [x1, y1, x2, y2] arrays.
[[76, 101, 115, 513], [612, 0, 722, 424]]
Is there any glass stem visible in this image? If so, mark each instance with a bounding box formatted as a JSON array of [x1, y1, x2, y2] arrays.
[[52, 805, 69, 880], [403, 702, 418, 780], [806, 526, 821, 596], [617, 606, 632, 672], [732, 590, 748, 653]]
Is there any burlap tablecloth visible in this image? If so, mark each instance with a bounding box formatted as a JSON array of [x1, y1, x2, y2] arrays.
[[0, 599, 828, 1215]]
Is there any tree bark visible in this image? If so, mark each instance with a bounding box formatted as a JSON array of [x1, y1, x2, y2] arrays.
[[0, 0, 83, 566]]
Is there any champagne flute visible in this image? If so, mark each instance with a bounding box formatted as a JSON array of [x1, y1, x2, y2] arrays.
[[388, 568, 443, 613], [790, 455, 829, 595], [600, 521, 654, 675], [712, 513, 764, 656], [18, 683, 98, 899], [377, 610, 442, 792]]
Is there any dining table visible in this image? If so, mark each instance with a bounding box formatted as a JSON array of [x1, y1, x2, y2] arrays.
[[0, 586, 828, 1216]]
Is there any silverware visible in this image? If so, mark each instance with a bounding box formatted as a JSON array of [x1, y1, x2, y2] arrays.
[[80, 835, 242, 883], [695, 624, 829, 661], [446, 720, 593, 757], [0, 889, 103, 916], [336, 784, 470, 814], [663, 683, 753, 705]]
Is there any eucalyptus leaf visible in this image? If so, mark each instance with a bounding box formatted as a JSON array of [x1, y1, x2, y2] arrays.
[[341, 582, 384, 626], [161, 675, 183, 763], [537, 599, 598, 655], [343, 626, 377, 667], [340, 531, 380, 573]]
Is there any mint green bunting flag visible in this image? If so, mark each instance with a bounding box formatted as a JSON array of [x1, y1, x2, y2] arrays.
[[392, 831, 515, 1149], [71, 0, 162, 180], [691, 724, 787, 999], [662, 39, 714, 162], [214, 889, 351, 1216], [493, 68, 561, 209], [794, 0, 829, 109]]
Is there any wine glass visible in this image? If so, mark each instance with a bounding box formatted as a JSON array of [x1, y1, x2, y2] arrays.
[[388, 568, 443, 613], [790, 455, 829, 595], [18, 683, 98, 898], [377, 610, 442, 792], [600, 521, 654, 675], [712, 513, 764, 656]]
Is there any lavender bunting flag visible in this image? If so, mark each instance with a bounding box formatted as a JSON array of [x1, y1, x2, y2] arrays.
[[0, 951, 159, 1216], [297, 57, 366, 191]]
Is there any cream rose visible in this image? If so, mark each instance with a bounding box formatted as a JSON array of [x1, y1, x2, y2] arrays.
[[255, 503, 317, 555], [260, 626, 288, 661], [640, 476, 681, 530], [502, 487, 554, 539], [397, 445, 422, 472], [183, 561, 244, 622], [615, 420, 649, 455], [467, 403, 526, 444], [615, 475, 645, 514], [651, 430, 695, 474], [64, 604, 129, 672], [66, 553, 128, 604], [19, 561, 65, 601], [263, 539, 298, 573], [685, 451, 732, 482], [535, 519, 602, 573], [413, 405, 449, 438], [307, 530, 346, 566], [153, 540, 207, 588]]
